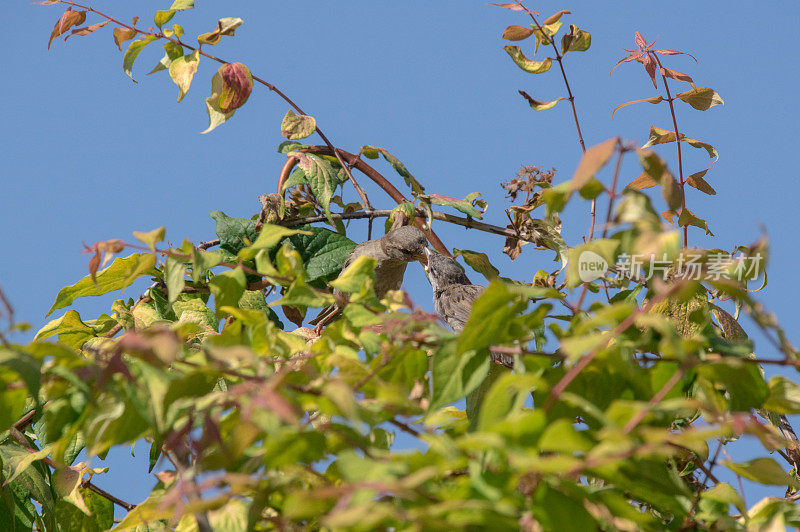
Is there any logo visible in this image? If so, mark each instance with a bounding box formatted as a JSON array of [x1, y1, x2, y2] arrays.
[[578, 251, 609, 282]]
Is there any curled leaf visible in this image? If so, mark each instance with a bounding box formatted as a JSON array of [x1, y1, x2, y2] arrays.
[[147, 41, 184, 75], [502, 25, 534, 41], [518, 90, 565, 111], [281, 109, 317, 140], [531, 21, 561, 53], [543, 10, 571, 25], [419, 192, 487, 219], [201, 72, 234, 133], [502, 45, 552, 74], [133, 227, 166, 251], [454, 249, 500, 280], [113, 27, 137, 51], [677, 207, 713, 235], [676, 87, 724, 111], [560, 24, 591, 54], [123, 35, 158, 82], [197, 17, 243, 45], [611, 95, 663, 118], [48, 8, 86, 49], [64, 20, 110, 41], [168, 50, 200, 102], [660, 67, 695, 87], [361, 145, 425, 194], [489, 3, 527, 11], [169, 0, 194, 9]]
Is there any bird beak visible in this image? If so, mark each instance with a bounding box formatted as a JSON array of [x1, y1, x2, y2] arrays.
[[422, 247, 432, 271]]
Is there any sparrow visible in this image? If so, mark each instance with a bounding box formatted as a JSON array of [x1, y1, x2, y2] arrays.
[[422, 248, 513, 367], [311, 225, 428, 329]]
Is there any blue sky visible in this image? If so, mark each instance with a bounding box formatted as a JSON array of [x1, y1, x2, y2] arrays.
[[4, 0, 800, 517]]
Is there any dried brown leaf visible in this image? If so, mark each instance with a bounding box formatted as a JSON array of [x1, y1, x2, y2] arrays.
[[626, 171, 658, 190], [49, 8, 86, 49], [65, 20, 110, 41], [502, 24, 534, 41], [686, 169, 716, 195], [543, 9, 570, 25]]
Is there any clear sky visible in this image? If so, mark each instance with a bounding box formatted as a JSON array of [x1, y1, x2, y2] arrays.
[[4, 0, 800, 517]]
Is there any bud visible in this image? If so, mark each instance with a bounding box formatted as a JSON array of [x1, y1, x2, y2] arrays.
[[218, 62, 253, 113]]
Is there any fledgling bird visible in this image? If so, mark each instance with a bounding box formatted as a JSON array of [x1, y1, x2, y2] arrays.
[[311, 225, 428, 330], [422, 248, 513, 367]]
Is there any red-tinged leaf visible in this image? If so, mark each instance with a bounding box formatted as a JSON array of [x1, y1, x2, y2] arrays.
[[489, 3, 526, 11], [676, 87, 724, 110], [502, 24, 534, 41], [88, 252, 101, 284], [113, 27, 137, 51], [64, 20, 110, 41], [543, 9, 570, 25], [502, 45, 552, 73], [570, 137, 618, 190], [34, 1, 60, 4], [660, 67, 695, 87], [611, 95, 663, 118], [686, 169, 716, 195], [643, 53, 658, 88], [518, 90, 564, 111], [662, 210, 677, 223], [626, 171, 658, 190], [655, 48, 698, 62], [219, 62, 253, 112], [48, 8, 86, 49], [610, 52, 644, 74], [634, 31, 647, 49], [677, 207, 713, 235]]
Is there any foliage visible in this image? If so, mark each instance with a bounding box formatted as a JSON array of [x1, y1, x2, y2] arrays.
[[1, 1, 798, 530]]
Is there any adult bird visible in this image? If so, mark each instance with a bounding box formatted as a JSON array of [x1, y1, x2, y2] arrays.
[[310, 225, 428, 331], [423, 247, 512, 423]]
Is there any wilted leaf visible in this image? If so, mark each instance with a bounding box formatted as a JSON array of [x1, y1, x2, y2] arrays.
[[611, 95, 663, 118], [626, 171, 657, 190], [123, 35, 158, 82], [361, 145, 425, 194], [48, 8, 86, 49], [502, 45, 552, 74], [677, 207, 713, 235], [531, 21, 561, 54], [48, 254, 158, 315], [218, 62, 253, 112], [201, 72, 234, 133], [198, 17, 243, 45], [281, 110, 317, 140], [560, 24, 591, 54], [685, 137, 718, 159], [543, 10, 571, 25], [686, 169, 716, 195], [570, 137, 618, 190], [676, 87, 724, 111], [518, 90, 565, 111], [502, 25, 534, 41], [113, 27, 137, 51], [64, 20, 109, 41], [419, 192, 487, 219], [489, 3, 527, 11], [660, 67, 695, 88], [168, 50, 199, 102]]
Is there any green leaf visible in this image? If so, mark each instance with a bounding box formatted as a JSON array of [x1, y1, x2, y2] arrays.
[[457, 281, 526, 355], [0, 349, 42, 399], [502, 45, 553, 73], [612, 95, 663, 118], [123, 35, 158, 82], [164, 254, 186, 304], [286, 226, 357, 285], [638, 149, 683, 211], [168, 50, 199, 102], [329, 255, 377, 294], [273, 278, 333, 309], [419, 192, 487, 219], [764, 376, 800, 414], [518, 90, 565, 111], [210, 211, 258, 255], [132, 227, 165, 251], [701, 482, 746, 515], [281, 110, 317, 140], [453, 249, 499, 280], [566, 239, 619, 287], [294, 153, 347, 225], [209, 268, 246, 318], [676, 87, 724, 111], [169, 0, 194, 10], [54, 488, 114, 532], [429, 342, 491, 411], [560, 24, 591, 54], [201, 71, 235, 134], [47, 254, 158, 315], [724, 458, 800, 488], [197, 17, 243, 45], [533, 484, 598, 531], [531, 20, 562, 54], [147, 41, 184, 75], [360, 146, 425, 195], [238, 224, 312, 260], [154, 10, 175, 29]]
